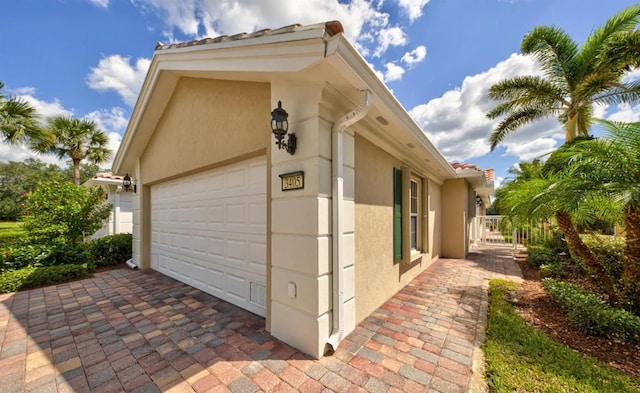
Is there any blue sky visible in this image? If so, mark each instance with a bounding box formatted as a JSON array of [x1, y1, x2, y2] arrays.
[[1, 0, 638, 188]]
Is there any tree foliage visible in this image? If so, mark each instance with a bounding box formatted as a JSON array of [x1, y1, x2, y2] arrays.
[[23, 181, 111, 244], [546, 120, 640, 312], [0, 81, 42, 144], [486, 4, 640, 150], [0, 158, 104, 221], [0, 159, 63, 220], [32, 116, 111, 185]]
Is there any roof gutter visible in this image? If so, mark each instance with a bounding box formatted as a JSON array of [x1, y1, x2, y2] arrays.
[[326, 89, 372, 354]]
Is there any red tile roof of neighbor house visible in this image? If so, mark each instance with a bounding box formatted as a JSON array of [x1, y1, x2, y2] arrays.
[[450, 162, 494, 183], [155, 21, 345, 51], [92, 172, 124, 180]]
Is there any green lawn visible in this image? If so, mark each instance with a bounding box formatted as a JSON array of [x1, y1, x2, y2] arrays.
[[484, 279, 640, 393], [0, 221, 26, 248]]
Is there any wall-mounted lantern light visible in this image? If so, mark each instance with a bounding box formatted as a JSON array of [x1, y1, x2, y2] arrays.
[[476, 195, 483, 206], [271, 101, 296, 155], [123, 173, 137, 193]]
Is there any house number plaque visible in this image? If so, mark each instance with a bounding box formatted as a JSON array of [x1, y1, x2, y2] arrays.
[[279, 171, 304, 191]]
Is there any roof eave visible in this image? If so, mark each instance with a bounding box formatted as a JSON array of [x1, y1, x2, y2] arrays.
[[324, 35, 457, 180]]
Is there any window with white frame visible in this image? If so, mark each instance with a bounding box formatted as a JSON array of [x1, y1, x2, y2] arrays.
[[410, 179, 419, 250]]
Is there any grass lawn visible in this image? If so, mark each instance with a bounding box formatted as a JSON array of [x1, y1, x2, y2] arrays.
[[0, 221, 26, 248], [485, 279, 640, 392]]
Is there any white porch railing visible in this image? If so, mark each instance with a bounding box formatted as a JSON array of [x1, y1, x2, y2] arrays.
[[472, 215, 553, 249]]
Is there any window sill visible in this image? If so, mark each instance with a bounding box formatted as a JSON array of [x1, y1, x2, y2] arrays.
[[410, 251, 425, 263]]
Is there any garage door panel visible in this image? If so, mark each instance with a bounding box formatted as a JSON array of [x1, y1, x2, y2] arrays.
[[151, 157, 267, 317]]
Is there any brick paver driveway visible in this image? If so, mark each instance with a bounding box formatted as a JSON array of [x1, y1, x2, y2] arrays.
[[0, 247, 521, 393]]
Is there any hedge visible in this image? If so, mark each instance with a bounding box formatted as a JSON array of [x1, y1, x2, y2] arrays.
[[543, 278, 640, 343], [0, 263, 95, 293], [88, 233, 132, 266]]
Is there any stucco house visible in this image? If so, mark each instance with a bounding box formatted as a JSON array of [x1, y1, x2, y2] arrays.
[[112, 20, 494, 358], [84, 172, 133, 238]]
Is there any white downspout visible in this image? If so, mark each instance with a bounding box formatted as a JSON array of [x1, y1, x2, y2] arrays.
[[326, 90, 372, 354]]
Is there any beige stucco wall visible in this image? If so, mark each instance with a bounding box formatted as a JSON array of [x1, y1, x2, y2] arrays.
[[135, 77, 270, 297], [441, 178, 469, 258], [140, 78, 270, 184], [354, 135, 437, 323]]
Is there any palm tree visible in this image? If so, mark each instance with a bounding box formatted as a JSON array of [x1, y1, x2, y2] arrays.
[[495, 158, 620, 301], [0, 81, 41, 143], [548, 120, 640, 312], [33, 116, 111, 185], [487, 4, 640, 150]]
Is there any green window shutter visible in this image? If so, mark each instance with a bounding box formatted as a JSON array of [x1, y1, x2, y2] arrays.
[[393, 167, 403, 262]]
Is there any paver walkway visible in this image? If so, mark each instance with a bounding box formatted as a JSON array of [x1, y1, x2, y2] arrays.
[[0, 246, 521, 393]]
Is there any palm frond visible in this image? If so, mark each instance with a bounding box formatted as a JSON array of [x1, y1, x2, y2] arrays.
[[0, 97, 41, 144], [521, 25, 579, 88], [489, 107, 549, 151], [487, 75, 568, 103], [580, 3, 640, 73], [590, 82, 640, 106], [595, 30, 640, 75]]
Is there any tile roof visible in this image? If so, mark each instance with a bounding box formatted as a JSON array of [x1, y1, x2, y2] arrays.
[[92, 172, 124, 180], [450, 162, 494, 184], [155, 20, 344, 51], [450, 162, 480, 171]]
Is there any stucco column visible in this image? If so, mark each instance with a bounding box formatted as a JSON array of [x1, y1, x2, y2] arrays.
[[441, 178, 469, 259], [269, 81, 333, 358]]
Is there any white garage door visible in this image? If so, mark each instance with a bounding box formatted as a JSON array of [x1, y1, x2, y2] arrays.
[[150, 157, 267, 316]]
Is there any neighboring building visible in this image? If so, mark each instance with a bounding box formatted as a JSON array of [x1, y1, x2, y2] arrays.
[[84, 172, 133, 238], [112, 21, 494, 358]]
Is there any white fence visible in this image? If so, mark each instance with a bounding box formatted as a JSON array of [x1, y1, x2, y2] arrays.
[[472, 215, 553, 249]]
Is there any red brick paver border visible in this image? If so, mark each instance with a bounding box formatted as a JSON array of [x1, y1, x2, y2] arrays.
[[0, 246, 520, 393]]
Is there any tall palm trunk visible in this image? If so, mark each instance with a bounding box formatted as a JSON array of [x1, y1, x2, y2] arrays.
[[622, 204, 640, 312], [555, 210, 618, 302], [73, 158, 81, 186]]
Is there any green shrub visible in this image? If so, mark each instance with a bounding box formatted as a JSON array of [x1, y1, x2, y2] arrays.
[[543, 278, 640, 342], [39, 241, 91, 267], [527, 245, 558, 267], [575, 234, 625, 289], [23, 181, 111, 244], [539, 262, 564, 279], [0, 241, 91, 272], [0, 263, 95, 293], [542, 230, 569, 254], [89, 233, 132, 266]]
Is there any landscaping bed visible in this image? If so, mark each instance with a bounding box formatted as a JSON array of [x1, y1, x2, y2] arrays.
[[513, 258, 640, 378]]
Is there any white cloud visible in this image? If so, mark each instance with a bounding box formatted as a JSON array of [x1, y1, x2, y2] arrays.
[[133, 0, 387, 43], [401, 45, 426, 65], [502, 136, 557, 161], [409, 53, 563, 163], [374, 26, 407, 57], [87, 55, 151, 106], [607, 103, 640, 122], [396, 0, 430, 21], [18, 91, 73, 125], [88, 0, 109, 8], [383, 62, 405, 82], [85, 107, 129, 133], [130, 0, 426, 61], [622, 67, 640, 83]]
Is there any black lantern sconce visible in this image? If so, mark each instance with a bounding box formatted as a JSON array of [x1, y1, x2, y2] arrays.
[[476, 195, 483, 206], [271, 101, 296, 155], [123, 173, 137, 193]]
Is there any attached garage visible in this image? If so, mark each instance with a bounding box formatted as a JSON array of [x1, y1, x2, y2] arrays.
[[150, 157, 267, 316]]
